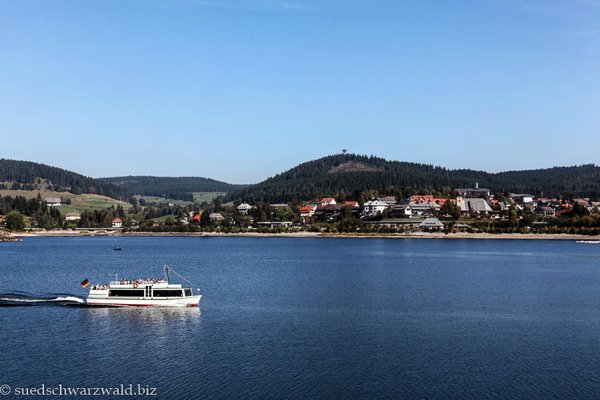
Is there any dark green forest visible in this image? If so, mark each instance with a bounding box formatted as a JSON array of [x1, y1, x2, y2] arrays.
[[0, 159, 125, 198], [228, 154, 600, 203], [3, 155, 600, 205], [99, 176, 246, 201]]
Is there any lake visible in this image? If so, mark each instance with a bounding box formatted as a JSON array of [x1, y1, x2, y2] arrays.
[[1, 237, 600, 399]]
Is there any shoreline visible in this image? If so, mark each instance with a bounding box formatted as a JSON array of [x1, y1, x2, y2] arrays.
[[7, 230, 598, 241]]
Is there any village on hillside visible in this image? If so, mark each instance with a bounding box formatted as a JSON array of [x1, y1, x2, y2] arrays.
[[3, 182, 598, 236], [215, 185, 600, 235]]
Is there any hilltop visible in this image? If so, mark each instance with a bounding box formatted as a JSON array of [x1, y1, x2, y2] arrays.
[[0, 158, 125, 199], [228, 154, 600, 203]]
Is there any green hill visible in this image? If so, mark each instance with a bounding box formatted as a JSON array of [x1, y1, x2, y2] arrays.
[[0, 158, 125, 199], [100, 176, 246, 201], [229, 154, 600, 203]]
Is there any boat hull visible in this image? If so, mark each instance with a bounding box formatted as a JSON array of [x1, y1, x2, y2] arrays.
[[86, 295, 201, 307]]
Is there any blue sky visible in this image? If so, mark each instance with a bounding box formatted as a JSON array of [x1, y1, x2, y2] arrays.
[[1, 0, 599, 184]]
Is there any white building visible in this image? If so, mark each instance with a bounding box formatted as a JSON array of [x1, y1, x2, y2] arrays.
[[362, 200, 389, 216], [237, 203, 252, 215], [65, 212, 81, 221], [45, 197, 62, 206], [420, 217, 444, 230], [391, 204, 412, 217], [209, 213, 225, 222], [510, 193, 535, 204]]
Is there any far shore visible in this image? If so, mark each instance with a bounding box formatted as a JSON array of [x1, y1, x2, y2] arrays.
[[6, 230, 600, 241]]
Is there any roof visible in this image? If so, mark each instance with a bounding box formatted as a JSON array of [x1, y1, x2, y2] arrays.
[[44, 197, 61, 203], [460, 198, 493, 212], [112, 218, 122, 223], [320, 197, 335, 202], [409, 201, 440, 210], [420, 218, 444, 228], [364, 200, 388, 206], [300, 205, 315, 212]]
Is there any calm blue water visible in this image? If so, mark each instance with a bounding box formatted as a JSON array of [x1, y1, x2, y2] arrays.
[[2, 237, 600, 399]]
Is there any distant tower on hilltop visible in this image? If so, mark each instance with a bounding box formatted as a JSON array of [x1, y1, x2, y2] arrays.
[[342, 149, 347, 154]]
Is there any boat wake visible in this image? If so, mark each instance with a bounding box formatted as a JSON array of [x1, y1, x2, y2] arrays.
[[0, 291, 86, 307]]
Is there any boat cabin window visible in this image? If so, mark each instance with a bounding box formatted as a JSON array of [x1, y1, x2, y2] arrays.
[[184, 289, 192, 296], [153, 289, 184, 297], [108, 289, 144, 297]]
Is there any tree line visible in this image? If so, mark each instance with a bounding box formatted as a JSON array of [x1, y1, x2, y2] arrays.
[[228, 154, 600, 203]]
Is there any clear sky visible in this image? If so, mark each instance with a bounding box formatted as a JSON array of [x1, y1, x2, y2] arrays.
[[1, 0, 599, 184]]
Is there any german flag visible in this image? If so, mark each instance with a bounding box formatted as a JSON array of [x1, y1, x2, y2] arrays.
[[81, 278, 91, 288]]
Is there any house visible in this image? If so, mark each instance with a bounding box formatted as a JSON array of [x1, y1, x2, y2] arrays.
[[536, 206, 556, 218], [410, 195, 435, 203], [319, 197, 336, 206], [390, 204, 412, 217], [111, 218, 123, 228], [237, 203, 252, 215], [131, 219, 140, 229], [209, 213, 225, 222], [457, 198, 493, 214], [45, 197, 62, 206], [420, 217, 444, 230], [65, 212, 81, 221], [192, 213, 201, 223], [454, 185, 491, 199], [152, 221, 161, 227], [319, 204, 344, 219], [573, 198, 591, 206], [510, 193, 535, 204], [410, 195, 448, 206], [362, 200, 389, 216], [270, 203, 289, 211], [377, 196, 397, 206], [300, 205, 317, 217], [343, 201, 360, 208], [408, 201, 440, 216]]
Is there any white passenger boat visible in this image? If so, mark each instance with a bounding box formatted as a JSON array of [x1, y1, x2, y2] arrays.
[[85, 266, 201, 307]]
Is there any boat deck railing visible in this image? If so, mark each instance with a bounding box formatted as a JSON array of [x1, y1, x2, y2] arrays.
[[88, 279, 169, 289], [111, 278, 167, 285]]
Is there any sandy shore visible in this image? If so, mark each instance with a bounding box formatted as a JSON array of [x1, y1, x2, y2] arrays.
[[7, 230, 598, 241]]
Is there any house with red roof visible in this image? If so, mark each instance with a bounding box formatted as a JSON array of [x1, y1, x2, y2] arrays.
[[111, 218, 123, 228], [300, 205, 317, 217], [319, 197, 336, 206]]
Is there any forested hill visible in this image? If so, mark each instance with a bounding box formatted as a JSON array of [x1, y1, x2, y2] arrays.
[[100, 176, 246, 201], [228, 154, 600, 203], [0, 159, 125, 198]]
